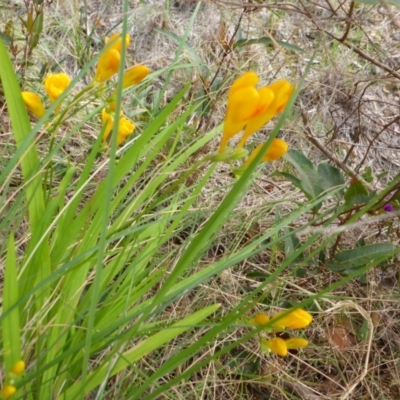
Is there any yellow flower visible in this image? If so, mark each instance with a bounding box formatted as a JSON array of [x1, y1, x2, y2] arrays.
[[262, 337, 288, 357], [102, 108, 115, 141], [101, 109, 135, 145], [105, 33, 131, 54], [1, 385, 16, 399], [44, 73, 71, 103], [122, 65, 150, 88], [219, 71, 293, 153], [94, 48, 121, 83], [117, 116, 135, 145], [262, 337, 309, 357], [238, 80, 293, 149], [270, 308, 313, 331], [250, 313, 270, 326], [21, 91, 45, 118], [244, 138, 288, 166], [11, 360, 25, 375], [285, 338, 309, 349], [94, 33, 130, 83], [219, 71, 260, 153]]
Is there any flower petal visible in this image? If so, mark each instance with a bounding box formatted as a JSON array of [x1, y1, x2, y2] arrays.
[[271, 308, 313, 330], [244, 138, 288, 167], [219, 86, 259, 153], [285, 338, 309, 349], [251, 313, 270, 326], [21, 91, 46, 118], [228, 71, 259, 98], [106, 33, 131, 53], [94, 49, 121, 83], [262, 337, 288, 356], [44, 73, 71, 103], [122, 65, 150, 88], [241, 79, 293, 144]]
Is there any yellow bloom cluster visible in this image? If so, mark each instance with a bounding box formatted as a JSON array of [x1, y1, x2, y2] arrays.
[[251, 308, 312, 357], [220, 71, 293, 168], [1, 360, 25, 399], [94, 33, 150, 146], [22, 73, 71, 118]]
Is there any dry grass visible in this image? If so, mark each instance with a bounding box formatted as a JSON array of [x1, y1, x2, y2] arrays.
[[2, 0, 400, 398]]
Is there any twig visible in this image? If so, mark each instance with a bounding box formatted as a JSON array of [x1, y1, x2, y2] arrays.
[[300, 108, 375, 192]]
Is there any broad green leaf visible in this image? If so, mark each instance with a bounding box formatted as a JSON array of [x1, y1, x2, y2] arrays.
[[317, 162, 345, 201], [233, 37, 304, 53], [344, 181, 371, 205], [277, 172, 304, 193], [284, 149, 323, 200], [327, 243, 397, 272]]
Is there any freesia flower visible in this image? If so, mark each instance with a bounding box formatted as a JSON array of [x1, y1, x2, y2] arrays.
[[238, 80, 293, 149], [262, 337, 309, 357], [117, 116, 135, 145], [105, 33, 131, 54], [44, 73, 71, 103], [21, 91, 46, 118], [219, 71, 293, 153], [122, 65, 150, 88], [1, 385, 16, 399], [102, 109, 135, 145], [94, 48, 121, 83], [244, 138, 288, 166], [94, 33, 130, 83], [270, 308, 313, 331]]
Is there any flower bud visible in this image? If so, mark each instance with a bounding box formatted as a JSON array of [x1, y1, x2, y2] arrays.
[[122, 65, 150, 88], [11, 360, 25, 376], [1, 385, 16, 399]]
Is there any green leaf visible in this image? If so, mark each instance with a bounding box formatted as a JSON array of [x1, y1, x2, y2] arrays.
[[233, 37, 304, 53], [60, 304, 220, 399], [327, 243, 397, 272], [362, 166, 373, 183], [344, 181, 370, 205], [0, 38, 45, 230], [284, 149, 323, 200], [283, 227, 303, 262], [277, 172, 305, 193], [317, 163, 345, 201], [2, 234, 22, 371]]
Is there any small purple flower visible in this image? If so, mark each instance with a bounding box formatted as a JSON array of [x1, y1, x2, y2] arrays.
[[383, 204, 395, 212]]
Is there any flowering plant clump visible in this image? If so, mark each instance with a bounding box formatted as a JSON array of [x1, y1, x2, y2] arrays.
[[250, 309, 312, 357], [93, 33, 150, 147], [20, 32, 150, 148], [213, 71, 293, 176]]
